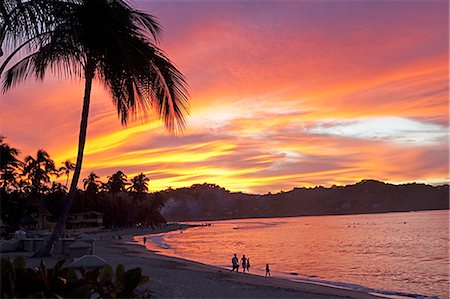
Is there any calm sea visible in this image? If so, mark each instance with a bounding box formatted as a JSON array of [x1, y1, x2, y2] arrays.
[[138, 210, 449, 298]]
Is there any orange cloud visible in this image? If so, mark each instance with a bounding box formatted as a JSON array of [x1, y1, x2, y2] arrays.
[[1, 1, 448, 193]]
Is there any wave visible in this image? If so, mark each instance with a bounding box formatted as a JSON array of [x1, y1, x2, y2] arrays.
[[149, 235, 172, 250]]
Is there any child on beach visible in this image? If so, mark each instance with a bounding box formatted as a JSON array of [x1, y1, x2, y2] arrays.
[[246, 258, 250, 272], [143, 236, 147, 244], [265, 264, 271, 277]]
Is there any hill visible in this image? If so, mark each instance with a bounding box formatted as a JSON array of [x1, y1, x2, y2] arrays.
[[158, 180, 449, 221]]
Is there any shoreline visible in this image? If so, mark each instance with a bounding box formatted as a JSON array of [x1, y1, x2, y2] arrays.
[[165, 208, 449, 223], [2, 224, 389, 298], [113, 224, 387, 299]]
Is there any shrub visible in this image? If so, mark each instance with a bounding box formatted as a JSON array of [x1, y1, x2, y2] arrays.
[[0, 256, 150, 298]]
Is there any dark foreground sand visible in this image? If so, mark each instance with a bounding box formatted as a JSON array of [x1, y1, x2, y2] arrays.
[[5, 225, 387, 299]]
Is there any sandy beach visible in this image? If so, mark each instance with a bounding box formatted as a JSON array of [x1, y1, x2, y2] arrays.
[[4, 224, 387, 299]]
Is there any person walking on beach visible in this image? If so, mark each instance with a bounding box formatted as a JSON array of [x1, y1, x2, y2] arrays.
[[265, 264, 271, 277], [143, 236, 147, 245], [241, 255, 247, 272], [231, 254, 239, 273], [246, 257, 250, 272]]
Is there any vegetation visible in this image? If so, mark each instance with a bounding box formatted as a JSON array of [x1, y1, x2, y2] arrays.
[[157, 181, 449, 221], [1, 256, 150, 298], [0, 136, 21, 190], [1, 0, 189, 256], [0, 138, 167, 237], [59, 160, 76, 187]]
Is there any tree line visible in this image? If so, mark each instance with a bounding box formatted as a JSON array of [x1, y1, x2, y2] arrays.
[[1, 136, 166, 236]]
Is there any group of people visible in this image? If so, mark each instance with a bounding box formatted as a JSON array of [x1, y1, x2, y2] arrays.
[[231, 254, 271, 277], [231, 254, 250, 272]]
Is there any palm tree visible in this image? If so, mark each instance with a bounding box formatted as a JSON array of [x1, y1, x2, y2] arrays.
[[127, 173, 149, 194], [23, 149, 57, 194], [1, 0, 188, 256], [59, 160, 75, 187], [107, 171, 128, 200], [0, 136, 22, 190], [23, 149, 58, 229], [83, 171, 101, 196], [127, 172, 149, 225]]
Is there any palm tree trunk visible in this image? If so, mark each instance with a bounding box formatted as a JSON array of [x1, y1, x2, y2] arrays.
[[33, 60, 95, 257]]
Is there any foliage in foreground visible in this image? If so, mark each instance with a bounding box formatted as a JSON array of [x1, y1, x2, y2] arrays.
[[0, 256, 150, 298]]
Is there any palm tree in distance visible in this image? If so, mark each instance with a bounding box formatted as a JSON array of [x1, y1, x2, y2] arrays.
[[59, 160, 75, 187], [23, 149, 58, 229], [83, 171, 101, 198], [128, 173, 150, 225], [108, 171, 128, 200], [0, 136, 22, 190], [128, 173, 150, 194], [1, 0, 189, 256], [83, 171, 101, 190], [23, 149, 58, 195]]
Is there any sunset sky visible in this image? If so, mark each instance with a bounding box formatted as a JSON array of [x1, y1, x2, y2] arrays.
[[1, 0, 448, 193]]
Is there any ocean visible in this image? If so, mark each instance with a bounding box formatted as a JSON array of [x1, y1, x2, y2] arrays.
[[138, 210, 449, 298]]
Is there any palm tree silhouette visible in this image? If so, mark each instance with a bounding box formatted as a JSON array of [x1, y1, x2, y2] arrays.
[[59, 160, 75, 187], [83, 171, 101, 190], [107, 171, 128, 200], [83, 171, 101, 197], [128, 173, 150, 225], [1, 0, 189, 256], [23, 149, 58, 229], [128, 173, 150, 194], [23, 149, 57, 194], [0, 136, 22, 190]]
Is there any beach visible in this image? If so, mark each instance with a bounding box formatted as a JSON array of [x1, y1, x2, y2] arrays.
[[6, 224, 388, 299], [102, 225, 394, 298]]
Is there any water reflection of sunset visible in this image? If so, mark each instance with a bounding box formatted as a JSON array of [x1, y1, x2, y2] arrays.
[[1, 1, 448, 193], [136, 211, 448, 298]]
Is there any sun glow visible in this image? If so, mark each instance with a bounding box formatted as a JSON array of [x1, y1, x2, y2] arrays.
[[1, 1, 448, 193]]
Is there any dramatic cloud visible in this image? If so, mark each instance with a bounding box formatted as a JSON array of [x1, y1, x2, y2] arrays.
[[1, 0, 448, 193], [304, 117, 448, 146]]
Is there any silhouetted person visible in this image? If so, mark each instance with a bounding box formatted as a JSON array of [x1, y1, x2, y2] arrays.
[[265, 264, 271, 277], [143, 236, 147, 244], [246, 258, 250, 272], [231, 254, 239, 273], [241, 255, 247, 272]]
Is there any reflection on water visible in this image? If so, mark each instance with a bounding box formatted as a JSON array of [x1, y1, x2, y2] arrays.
[[138, 210, 449, 298]]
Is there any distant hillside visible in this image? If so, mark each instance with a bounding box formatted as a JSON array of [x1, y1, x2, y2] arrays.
[[158, 180, 449, 221]]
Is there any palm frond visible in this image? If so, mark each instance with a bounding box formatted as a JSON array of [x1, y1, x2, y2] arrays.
[[1, 0, 78, 56], [113, 0, 161, 42], [2, 51, 39, 91], [2, 0, 189, 134]]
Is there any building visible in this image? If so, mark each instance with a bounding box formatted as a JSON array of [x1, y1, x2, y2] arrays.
[[67, 212, 103, 230]]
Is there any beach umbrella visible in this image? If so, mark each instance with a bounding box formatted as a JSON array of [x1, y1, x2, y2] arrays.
[[77, 233, 95, 241], [69, 255, 109, 269], [68, 241, 91, 249]]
